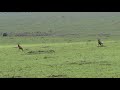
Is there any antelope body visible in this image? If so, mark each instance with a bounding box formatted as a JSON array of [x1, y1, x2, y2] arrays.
[[98, 39, 103, 46], [18, 44, 23, 51]]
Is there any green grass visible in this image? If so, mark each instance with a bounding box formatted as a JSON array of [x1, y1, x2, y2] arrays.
[[0, 12, 120, 43], [0, 12, 120, 78], [0, 40, 120, 78]]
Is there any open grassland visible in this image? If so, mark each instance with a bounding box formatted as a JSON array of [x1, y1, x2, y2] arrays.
[[0, 40, 120, 78], [0, 12, 120, 78]]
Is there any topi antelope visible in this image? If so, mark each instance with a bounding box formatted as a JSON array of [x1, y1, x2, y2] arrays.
[[18, 44, 23, 51], [98, 39, 104, 47]]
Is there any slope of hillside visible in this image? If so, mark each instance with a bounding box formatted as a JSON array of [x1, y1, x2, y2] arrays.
[[0, 12, 120, 40]]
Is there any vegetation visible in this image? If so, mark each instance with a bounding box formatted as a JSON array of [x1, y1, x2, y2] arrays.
[[0, 12, 120, 78]]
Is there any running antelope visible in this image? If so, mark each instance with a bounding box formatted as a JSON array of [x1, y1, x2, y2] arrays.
[[98, 39, 104, 47], [18, 44, 23, 51]]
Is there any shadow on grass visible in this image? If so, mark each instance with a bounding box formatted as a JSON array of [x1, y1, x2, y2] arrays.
[[69, 60, 111, 66], [11, 76, 23, 78], [97, 45, 106, 47], [27, 50, 55, 55], [47, 74, 68, 78]]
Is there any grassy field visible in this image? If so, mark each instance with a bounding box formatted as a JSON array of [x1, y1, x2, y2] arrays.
[[0, 40, 120, 78], [0, 12, 120, 78]]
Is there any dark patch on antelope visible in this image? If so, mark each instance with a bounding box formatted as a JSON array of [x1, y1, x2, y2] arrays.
[[97, 38, 104, 47], [18, 44, 23, 51]]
